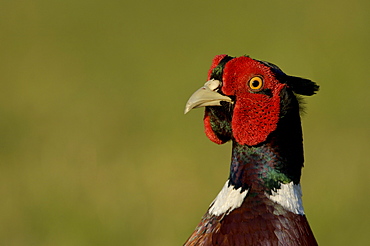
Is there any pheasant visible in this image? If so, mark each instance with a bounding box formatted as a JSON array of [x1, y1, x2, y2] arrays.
[[184, 55, 319, 246]]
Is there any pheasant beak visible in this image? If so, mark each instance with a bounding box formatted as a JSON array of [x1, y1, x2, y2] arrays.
[[184, 79, 232, 114]]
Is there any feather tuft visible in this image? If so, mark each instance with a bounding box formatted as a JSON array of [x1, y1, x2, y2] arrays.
[[285, 76, 319, 96]]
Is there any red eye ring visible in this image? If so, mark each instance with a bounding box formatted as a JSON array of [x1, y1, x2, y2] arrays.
[[248, 76, 264, 91]]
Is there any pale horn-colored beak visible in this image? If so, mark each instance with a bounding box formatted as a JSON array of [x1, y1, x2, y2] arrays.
[[184, 79, 232, 114]]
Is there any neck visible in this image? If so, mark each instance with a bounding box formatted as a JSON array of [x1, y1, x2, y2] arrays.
[[229, 93, 304, 195]]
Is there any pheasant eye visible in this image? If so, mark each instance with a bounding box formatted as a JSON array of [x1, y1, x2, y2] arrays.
[[248, 76, 264, 91]]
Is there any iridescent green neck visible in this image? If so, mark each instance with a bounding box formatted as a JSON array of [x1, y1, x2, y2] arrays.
[[228, 89, 305, 193]]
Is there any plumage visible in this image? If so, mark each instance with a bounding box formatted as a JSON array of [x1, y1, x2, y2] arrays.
[[184, 55, 319, 246]]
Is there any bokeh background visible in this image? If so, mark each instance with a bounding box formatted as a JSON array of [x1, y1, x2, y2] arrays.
[[1, 1, 369, 245]]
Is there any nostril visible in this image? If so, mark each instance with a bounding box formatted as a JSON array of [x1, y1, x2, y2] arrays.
[[205, 79, 222, 91]]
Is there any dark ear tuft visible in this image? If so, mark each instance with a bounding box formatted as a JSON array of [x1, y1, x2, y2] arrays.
[[285, 76, 319, 96]]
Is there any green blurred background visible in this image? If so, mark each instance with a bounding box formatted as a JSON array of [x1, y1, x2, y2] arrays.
[[1, 1, 369, 245]]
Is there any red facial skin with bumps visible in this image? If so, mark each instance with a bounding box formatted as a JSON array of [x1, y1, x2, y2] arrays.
[[207, 54, 229, 80], [204, 56, 286, 146], [204, 113, 225, 144], [203, 54, 230, 145]]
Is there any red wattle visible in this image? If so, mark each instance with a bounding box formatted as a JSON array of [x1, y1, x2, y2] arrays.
[[207, 55, 228, 80], [221, 56, 285, 146], [231, 90, 282, 146], [203, 113, 225, 145]]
